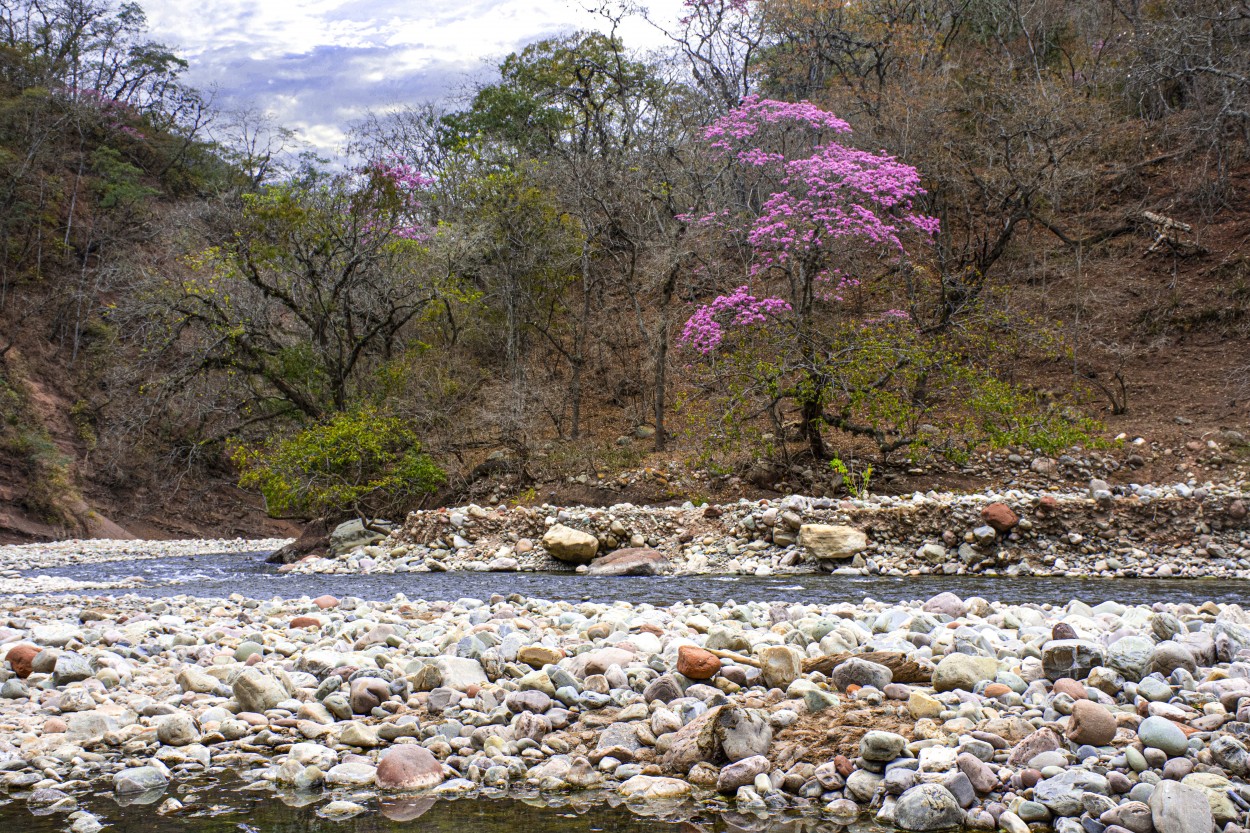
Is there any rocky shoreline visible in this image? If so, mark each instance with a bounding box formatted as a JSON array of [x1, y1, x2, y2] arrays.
[[284, 482, 1250, 581], [1, 588, 1250, 833], [0, 538, 292, 573]]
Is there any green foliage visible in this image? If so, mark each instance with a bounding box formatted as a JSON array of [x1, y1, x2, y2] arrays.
[[682, 311, 1104, 467], [163, 164, 443, 419], [441, 31, 662, 158], [232, 409, 445, 520], [91, 146, 157, 210], [828, 457, 872, 498]]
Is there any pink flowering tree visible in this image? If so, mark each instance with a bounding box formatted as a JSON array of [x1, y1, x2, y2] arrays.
[[679, 96, 939, 460], [365, 158, 435, 242]]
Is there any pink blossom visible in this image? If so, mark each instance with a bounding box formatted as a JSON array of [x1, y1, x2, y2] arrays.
[[678, 285, 791, 354], [366, 157, 434, 242], [681, 97, 939, 353]]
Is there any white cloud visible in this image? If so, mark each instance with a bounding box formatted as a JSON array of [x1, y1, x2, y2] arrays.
[[141, 0, 675, 156]]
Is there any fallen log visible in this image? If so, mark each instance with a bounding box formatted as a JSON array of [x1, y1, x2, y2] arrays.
[[703, 647, 931, 684], [802, 651, 932, 684]]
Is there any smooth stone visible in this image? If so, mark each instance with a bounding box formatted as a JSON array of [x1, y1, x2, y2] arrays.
[[1137, 716, 1189, 758]]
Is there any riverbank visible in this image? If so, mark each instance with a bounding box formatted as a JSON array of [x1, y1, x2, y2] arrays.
[[279, 482, 1250, 581], [1, 588, 1249, 832]]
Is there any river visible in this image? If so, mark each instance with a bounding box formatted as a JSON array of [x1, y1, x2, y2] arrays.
[[23, 549, 1250, 607]]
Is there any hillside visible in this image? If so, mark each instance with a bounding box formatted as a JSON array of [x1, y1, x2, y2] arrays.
[[2, 0, 1249, 542]]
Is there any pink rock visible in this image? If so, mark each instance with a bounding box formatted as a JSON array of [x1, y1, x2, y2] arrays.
[[376, 745, 444, 791], [587, 548, 666, 576]]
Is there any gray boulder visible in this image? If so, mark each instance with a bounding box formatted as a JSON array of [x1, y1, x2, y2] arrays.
[[861, 730, 908, 762], [1137, 716, 1189, 757], [1149, 781, 1214, 833], [232, 668, 288, 713], [1042, 639, 1106, 680], [330, 519, 389, 555], [156, 713, 199, 747], [1107, 636, 1155, 681], [1034, 770, 1110, 817], [831, 657, 893, 691], [894, 784, 965, 832], [113, 766, 168, 795], [52, 653, 93, 685]]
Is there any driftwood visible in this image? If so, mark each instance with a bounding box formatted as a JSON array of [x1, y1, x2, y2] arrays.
[[706, 648, 761, 668], [1141, 210, 1206, 255], [802, 651, 932, 684], [704, 647, 931, 684]]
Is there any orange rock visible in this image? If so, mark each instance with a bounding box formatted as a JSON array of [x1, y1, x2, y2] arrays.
[[313, 595, 340, 609], [1066, 699, 1116, 746], [981, 502, 1019, 532], [676, 646, 721, 680], [984, 683, 1012, 698], [289, 616, 321, 629], [834, 755, 855, 777], [5, 643, 39, 679]]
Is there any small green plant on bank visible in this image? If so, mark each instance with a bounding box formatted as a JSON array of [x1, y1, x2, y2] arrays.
[[511, 485, 538, 506], [829, 456, 873, 499], [231, 409, 445, 520]]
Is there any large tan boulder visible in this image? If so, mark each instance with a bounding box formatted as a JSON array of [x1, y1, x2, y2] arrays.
[[542, 524, 599, 564], [798, 524, 867, 560]]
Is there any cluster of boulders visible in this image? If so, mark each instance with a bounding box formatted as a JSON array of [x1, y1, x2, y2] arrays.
[[1, 589, 1250, 831], [282, 482, 1250, 580]]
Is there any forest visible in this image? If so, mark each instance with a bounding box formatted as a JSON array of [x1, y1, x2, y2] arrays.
[[1, 0, 1247, 538]]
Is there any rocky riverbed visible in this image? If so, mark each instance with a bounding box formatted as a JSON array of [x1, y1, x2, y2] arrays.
[[0, 539, 293, 597], [0, 538, 292, 573], [2, 587, 1250, 833], [285, 481, 1250, 581]]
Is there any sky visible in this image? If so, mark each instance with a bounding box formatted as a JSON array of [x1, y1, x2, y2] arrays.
[[141, 0, 674, 156]]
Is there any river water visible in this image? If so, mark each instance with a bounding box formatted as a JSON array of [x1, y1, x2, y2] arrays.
[[24, 549, 1250, 607], [0, 778, 867, 833]]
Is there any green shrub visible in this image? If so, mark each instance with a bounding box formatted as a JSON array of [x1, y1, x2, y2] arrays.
[[232, 409, 445, 520]]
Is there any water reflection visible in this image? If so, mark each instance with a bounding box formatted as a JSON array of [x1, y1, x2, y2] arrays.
[[0, 782, 891, 833]]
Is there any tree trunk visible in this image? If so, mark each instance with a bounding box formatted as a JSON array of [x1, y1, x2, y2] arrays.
[[653, 327, 668, 452], [800, 394, 826, 460], [653, 254, 680, 453], [569, 358, 582, 440]]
